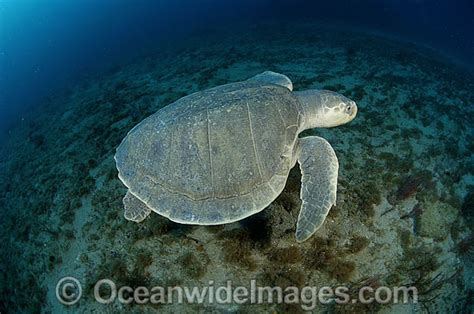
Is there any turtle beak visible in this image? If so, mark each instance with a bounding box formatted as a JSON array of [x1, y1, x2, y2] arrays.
[[349, 101, 357, 121]]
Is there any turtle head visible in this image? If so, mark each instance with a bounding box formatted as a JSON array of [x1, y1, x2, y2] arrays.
[[295, 90, 357, 129]]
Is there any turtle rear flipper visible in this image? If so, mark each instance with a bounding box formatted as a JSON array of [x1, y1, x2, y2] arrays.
[[123, 190, 152, 223], [295, 136, 339, 242]]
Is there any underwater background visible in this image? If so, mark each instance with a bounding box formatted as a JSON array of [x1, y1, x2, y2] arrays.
[[0, 0, 473, 312]]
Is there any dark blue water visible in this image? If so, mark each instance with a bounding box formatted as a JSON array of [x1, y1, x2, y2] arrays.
[[1, 0, 473, 140]]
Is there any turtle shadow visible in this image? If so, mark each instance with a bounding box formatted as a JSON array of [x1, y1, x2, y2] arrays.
[[275, 166, 302, 210], [237, 166, 303, 244], [239, 213, 272, 244], [142, 214, 195, 239]]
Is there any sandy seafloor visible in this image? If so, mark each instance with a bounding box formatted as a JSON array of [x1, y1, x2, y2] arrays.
[[0, 23, 473, 313]]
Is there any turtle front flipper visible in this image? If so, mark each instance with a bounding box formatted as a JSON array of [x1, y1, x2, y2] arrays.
[[295, 136, 339, 242], [246, 71, 293, 91], [123, 190, 152, 223]]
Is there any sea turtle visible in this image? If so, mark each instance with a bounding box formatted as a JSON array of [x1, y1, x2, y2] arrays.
[[115, 71, 357, 242]]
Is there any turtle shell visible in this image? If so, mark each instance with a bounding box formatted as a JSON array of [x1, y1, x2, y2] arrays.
[[115, 81, 304, 224]]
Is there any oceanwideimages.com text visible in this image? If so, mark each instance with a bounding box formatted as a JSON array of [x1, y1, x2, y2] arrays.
[[56, 276, 418, 310]]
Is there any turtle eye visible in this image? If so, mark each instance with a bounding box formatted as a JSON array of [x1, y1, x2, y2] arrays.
[[345, 104, 352, 115]]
